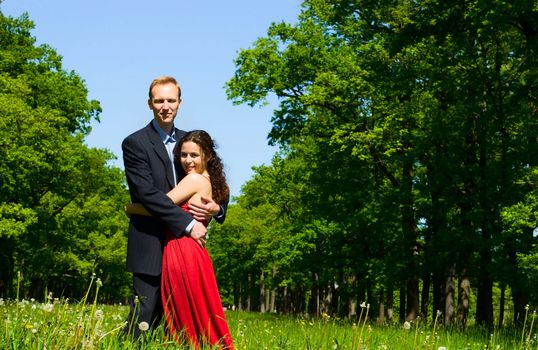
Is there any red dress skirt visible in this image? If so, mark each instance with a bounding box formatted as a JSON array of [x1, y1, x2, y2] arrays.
[[161, 203, 233, 349]]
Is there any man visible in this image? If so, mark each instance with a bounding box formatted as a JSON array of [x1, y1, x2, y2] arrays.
[[121, 76, 225, 339]]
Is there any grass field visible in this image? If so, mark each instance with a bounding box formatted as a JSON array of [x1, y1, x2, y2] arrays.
[[1, 279, 536, 349], [2, 298, 536, 349]]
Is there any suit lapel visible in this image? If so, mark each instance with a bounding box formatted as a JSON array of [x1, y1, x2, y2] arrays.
[[147, 123, 175, 188]]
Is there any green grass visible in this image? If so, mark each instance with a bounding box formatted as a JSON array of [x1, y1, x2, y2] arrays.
[[1, 278, 536, 349], [2, 300, 536, 349]]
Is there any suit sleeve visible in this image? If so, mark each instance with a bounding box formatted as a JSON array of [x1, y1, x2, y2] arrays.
[[214, 194, 229, 224], [122, 135, 192, 237]]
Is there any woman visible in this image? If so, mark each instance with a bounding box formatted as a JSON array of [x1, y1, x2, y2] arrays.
[[125, 130, 233, 349]]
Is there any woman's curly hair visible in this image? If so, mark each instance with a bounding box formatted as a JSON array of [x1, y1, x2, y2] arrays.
[[176, 130, 229, 204]]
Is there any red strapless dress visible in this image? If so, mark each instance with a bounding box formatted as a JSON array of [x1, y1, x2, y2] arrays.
[[161, 202, 233, 349]]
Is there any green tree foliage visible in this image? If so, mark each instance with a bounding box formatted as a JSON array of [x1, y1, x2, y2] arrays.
[[219, 0, 537, 327], [0, 10, 130, 301]]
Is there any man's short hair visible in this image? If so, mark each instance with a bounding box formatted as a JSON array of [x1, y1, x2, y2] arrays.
[[148, 76, 182, 100]]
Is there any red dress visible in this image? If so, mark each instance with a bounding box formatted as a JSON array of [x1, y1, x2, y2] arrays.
[[161, 203, 234, 349]]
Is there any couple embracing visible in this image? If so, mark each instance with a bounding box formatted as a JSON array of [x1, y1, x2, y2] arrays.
[[121, 76, 233, 349]]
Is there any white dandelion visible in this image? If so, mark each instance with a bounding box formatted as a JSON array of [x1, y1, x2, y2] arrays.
[[94, 309, 104, 320], [138, 321, 149, 331]]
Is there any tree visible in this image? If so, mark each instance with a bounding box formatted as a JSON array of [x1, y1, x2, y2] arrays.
[[225, 0, 537, 327], [0, 9, 130, 301]]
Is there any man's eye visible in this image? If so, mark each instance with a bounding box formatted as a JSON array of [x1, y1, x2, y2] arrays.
[[153, 99, 164, 104]]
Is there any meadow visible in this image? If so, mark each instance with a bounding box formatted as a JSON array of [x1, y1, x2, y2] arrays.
[[1, 278, 537, 349]]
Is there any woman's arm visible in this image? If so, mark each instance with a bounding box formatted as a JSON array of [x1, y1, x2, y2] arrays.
[[166, 173, 204, 204], [124, 203, 150, 216], [124, 174, 208, 216]]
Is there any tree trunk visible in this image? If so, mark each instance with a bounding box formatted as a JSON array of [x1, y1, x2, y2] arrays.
[[399, 286, 406, 322], [260, 271, 266, 313], [402, 155, 419, 321], [406, 276, 419, 321], [420, 272, 431, 320], [270, 288, 276, 313], [378, 288, 385, 324], [313, 272, 320, 316], [475, 247, 494, 327], [236, 281, 242, 311], [498, 283, 505, 327], [387, 288, 394, 323], [432, 271, 443, 322], [507, 251, 530, 327], [321, 283, 332, 315], [0, 238, 14, 298], [246, 274, 251, 311], [475, 127, 494, 328], [456, 271, 470, 327], [512, 288, 530, 327], [282, 286, 289, 314], [444, 264, 456, 325], [348, 273, 357, 318]]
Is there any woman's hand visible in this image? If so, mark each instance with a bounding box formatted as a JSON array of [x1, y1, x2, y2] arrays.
[[124, 203, 150, 216], [123, 204, 132, 217]]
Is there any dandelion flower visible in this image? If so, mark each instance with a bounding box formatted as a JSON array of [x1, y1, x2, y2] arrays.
[[42, 303, 54, 312], [139, 321, 149, 331], [403, 321, 411, 330], [96, 278, 103, 287], [360, 302, 366, 308], [95, 309, 104, 320]]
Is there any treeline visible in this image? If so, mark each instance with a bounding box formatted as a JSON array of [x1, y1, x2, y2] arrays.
[[208, 0, 538, 329], [0, 11, 130, 302], [1, 1, 537, 331]]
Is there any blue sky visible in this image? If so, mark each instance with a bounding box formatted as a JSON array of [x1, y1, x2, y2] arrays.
[[1, 0, 302, 197]]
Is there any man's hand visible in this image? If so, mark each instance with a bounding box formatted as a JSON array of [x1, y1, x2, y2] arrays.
[[189, 221, 207, 247], [188, 196, 220, 222]]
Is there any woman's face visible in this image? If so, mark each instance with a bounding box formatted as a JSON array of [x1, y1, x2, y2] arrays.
[[180, 141, 205, 175]]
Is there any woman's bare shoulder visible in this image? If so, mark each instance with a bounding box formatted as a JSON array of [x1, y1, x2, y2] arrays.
[[183, 173, 210, 182], [181, 173, 210, 188]]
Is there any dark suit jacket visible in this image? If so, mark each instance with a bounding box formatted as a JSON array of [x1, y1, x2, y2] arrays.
[[122, 122, 192, 276]]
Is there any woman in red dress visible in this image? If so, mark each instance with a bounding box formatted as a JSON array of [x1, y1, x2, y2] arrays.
[[126, 130, 233, 349]]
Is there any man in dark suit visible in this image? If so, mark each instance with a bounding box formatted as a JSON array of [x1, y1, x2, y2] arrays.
[[121, 76, 224, 339]]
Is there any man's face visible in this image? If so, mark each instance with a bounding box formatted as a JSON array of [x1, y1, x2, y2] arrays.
[[148, 82, 181, 131]]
